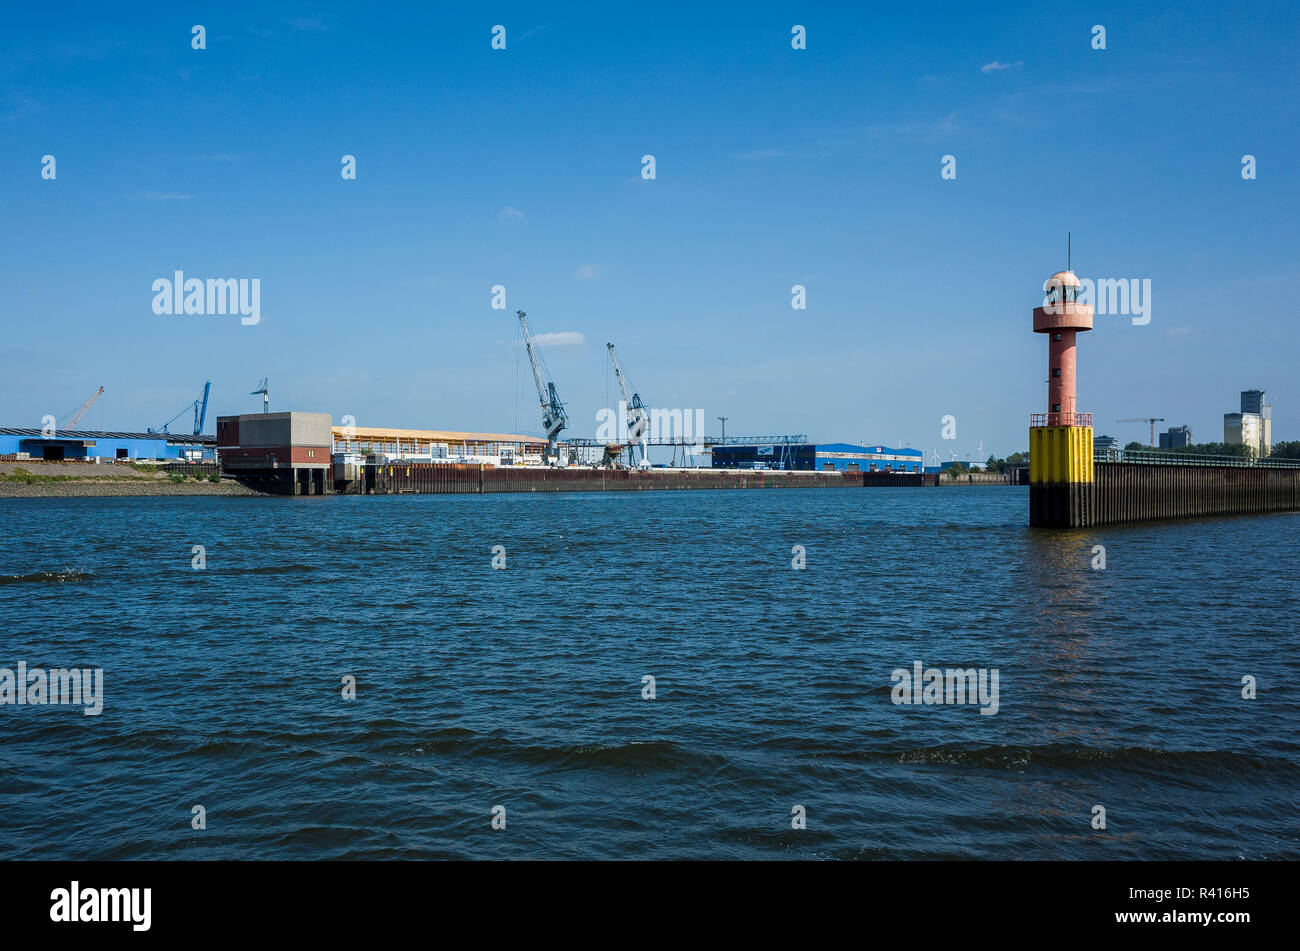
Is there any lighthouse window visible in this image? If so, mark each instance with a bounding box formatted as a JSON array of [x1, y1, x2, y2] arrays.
[[1052, 333, 1062, 341], [1052, 369, 1061, 377], [1051, 404, 1061, 413]]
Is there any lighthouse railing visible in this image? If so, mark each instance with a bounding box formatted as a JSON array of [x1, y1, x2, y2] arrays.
[[1030, 412, 1093, 427]]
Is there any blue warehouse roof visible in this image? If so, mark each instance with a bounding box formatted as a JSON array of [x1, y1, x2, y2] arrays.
[[816, 443, 923, 456], [0, 428, 214, 445]]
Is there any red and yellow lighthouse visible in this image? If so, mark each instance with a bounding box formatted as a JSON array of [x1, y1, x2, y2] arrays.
[[1030, 270, 1095, 527]]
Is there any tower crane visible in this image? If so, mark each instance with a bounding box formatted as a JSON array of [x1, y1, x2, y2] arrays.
[[1118, 417, 1165, 448], [251, 378, 270, 414], [606, 342, 650, 467], [65, 387, 105, 428], [517, 311, 568, 463]]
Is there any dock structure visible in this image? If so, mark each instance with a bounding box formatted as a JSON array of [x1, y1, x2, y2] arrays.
[[1092, 454, 1300, 524], [216, 411, 940, 495], [359, 464, 862, 494]]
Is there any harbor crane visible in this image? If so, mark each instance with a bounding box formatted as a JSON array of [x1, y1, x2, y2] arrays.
[[150, 381, 212, 435], [517, 311, 568, 463], [607, 342, 650, 467], [1118, 416, 1165, 448], [251, 378, 270, 414], [65, 386, 105, 428]]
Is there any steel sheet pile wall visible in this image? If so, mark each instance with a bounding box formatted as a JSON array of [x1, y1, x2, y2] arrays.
[[362, 464, 858, 494], [1093, 462, 1300, 525], [861, 471, 936, 487], [364, 463, 482, 494]]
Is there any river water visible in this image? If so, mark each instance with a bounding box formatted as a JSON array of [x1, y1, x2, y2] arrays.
[[1, 487, 1296, 859]]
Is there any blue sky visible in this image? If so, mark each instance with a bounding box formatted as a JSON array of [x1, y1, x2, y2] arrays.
[[2, 1, 1296, 458]]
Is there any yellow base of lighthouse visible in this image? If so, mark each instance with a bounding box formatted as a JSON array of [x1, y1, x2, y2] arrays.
[[1030, 426, 1093, 483], [1029, 425, 1094, 527]]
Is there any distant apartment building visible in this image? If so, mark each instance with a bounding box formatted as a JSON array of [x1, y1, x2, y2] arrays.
[[1224, 389, 1272, 456], [1094, 434, 1120, 451], [1158, 425, 1193, 449]]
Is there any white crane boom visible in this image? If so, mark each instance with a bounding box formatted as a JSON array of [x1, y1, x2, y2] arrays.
[[66, 387, 105, 428], [519, 312, 550, 423]]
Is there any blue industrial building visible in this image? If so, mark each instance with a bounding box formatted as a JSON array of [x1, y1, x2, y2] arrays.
[[0, 429, 214, 461], [712, 442, 925, 472]]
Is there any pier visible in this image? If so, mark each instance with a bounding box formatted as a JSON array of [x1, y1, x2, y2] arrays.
[[1075, 452, 1300, 527]]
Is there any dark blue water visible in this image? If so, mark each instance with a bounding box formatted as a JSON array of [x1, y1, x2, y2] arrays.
[[1, 488, 1297, 859]]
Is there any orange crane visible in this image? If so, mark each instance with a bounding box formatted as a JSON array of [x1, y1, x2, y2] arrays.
[[66, 387, 105, 429], [1118, 416, 1165, 447]]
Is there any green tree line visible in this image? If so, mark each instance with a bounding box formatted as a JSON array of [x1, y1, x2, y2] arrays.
[[982, 452, 1028, 473], [1120, 440, 1294, 460]]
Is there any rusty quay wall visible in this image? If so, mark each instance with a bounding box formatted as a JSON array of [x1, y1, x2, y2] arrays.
[[357, 464, 869, 495], [938, 472, 1013, 486], [1091, 462, 1300, 525], [862, 471, 937, 487]]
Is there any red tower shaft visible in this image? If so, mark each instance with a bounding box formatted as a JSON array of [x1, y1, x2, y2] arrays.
[[1048, 329, 1078, 418]]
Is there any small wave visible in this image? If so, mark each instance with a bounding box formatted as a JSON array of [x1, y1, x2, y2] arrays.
[[403, 728, 728, 773], [849, 742, 1293, 775], [0, 570, 93, 585], [242, 564, 317, 575]]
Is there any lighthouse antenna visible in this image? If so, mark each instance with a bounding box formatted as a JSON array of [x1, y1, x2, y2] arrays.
[[1068, 232, 1072, 273]]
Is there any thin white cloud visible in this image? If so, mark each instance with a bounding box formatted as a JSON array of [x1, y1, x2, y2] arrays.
[[141, 192, 193, 201], [290, 18, 331, 32], [981, 60, 1023, 73], [499, 205, 525, 222], [737, 114, 962, 160], [514, 25, 549, 43], [864, 114, 961, 137], [735, 148, 804, 159], [163, 153, 239, 163], [532, 331, 584, 346], [574, 264, 597, 280], [0, 94, 40, 121]]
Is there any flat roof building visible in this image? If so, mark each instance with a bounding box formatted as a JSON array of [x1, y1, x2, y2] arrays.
[[217, 412, 333, 494], [711, 442, 924, 472], [332, 425, 547, 462], [0, 428, 213, 461]]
